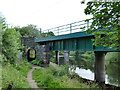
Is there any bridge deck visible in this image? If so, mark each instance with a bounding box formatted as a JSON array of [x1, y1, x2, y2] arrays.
[[34, 20, 120, 52], [35, 31, 119, 52]]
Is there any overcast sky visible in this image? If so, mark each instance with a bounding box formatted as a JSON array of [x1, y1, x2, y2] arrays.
[[0, 0, 92, 30]]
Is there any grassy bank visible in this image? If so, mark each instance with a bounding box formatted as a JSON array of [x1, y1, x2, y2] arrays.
[[2, 59, 32, 88], [32, 63, 99, 88]]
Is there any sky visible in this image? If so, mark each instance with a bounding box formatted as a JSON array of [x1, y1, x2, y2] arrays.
[[0, 0, 92, 30]]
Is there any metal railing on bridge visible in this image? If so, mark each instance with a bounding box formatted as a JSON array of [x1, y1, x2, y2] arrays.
[[35, 20, 92, 39]]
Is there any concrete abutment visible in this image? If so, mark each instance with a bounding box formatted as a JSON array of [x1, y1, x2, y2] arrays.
[[94, 51, 106, 83]]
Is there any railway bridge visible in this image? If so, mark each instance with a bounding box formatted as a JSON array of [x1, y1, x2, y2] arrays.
[[22, 20, 120, 83]]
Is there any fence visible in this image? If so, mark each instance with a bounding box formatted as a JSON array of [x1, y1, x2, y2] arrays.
[[35, 20, 92, 39]]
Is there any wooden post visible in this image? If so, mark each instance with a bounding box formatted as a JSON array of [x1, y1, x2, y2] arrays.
[[94, 51, 106, 83], [55, 51, 59, 65], [64, 51, 69, 62]]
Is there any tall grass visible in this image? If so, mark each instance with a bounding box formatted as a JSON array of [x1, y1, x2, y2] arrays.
[[32, 64, 98, 88], [0, 63, 2, 89], [2, 59, 32, 88]]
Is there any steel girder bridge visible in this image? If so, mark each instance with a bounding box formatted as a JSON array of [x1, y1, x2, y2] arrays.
[[34, 20, 120, 83]]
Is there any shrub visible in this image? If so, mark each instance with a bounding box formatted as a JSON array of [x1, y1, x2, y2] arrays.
[[58, 65, 67, 76], [2, 59, 31, 88], [32, 64, 90, 88], [49, 65, 59, 76], [31, 59, 44, 67], [50, 57, 55, 63]]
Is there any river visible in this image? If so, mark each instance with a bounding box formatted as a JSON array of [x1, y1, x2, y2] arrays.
[[57, 52, 120, 87]]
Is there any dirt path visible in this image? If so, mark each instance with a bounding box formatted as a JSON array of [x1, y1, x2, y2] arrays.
[[27, 64, 44, 88]]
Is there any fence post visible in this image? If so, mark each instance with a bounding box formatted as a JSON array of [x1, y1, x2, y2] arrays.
[[70, 24, 72, 33]]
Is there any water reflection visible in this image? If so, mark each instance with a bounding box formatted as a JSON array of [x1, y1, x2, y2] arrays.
[[58, 52, 120, 87]]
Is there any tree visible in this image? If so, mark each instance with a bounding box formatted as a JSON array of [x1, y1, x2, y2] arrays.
[[41, 31, 55, 37], [82, 1, 120, 49], [2, 27, 21, 64], [0, 16, 21, 64], [14, 24, 40, 38], [0, 16, 7, 62]]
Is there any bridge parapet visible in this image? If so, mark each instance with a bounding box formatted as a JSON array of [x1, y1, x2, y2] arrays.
[[34, 19, 120, 52], [35, 20, 92, 39]]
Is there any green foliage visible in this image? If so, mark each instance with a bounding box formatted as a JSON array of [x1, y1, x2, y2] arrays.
[[105, 52, 120, 85], [41, 31, 55, 38], [0, 16, 7, 63], [0, 63, 2, 89], [30, 49, 35, 58], [2, 27, 21, 64], [0, 16, 22, 64], [14, 24, 40, 38], [31, 59, 44, 67], [2, 58, 32, 88], [69, 51, 95, 72], [0, 16, 7, 30], [50, 57, 56, 63], [105, 52, 120, 64], [83, 1, 120, 49], [32, 64, 92, 88]]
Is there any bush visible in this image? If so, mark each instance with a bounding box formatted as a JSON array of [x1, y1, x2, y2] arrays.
[[50, 57, 56, 63], [49, 65, 59, 76], [31, 59, 44, 67], [58, 65, 68, 76], [2, 58, 32, 88], [32, 64, 90, 88]]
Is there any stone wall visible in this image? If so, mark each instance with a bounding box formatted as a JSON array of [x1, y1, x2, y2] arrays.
[[21, 37, 50, 66], [35, 45, 50, 66], [21, 37, 37, 48]]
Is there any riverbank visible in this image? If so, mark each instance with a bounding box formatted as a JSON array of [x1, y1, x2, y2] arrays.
[[2, 59, 32, 88], [32, 62, 100, 88]]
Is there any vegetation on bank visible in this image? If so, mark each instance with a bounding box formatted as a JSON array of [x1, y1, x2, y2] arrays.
[[32, 63, 99, 88], [31, 59, 44, 67], [2, 59, 32, 88]]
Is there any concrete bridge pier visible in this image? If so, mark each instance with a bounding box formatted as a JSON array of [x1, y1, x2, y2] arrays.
[[64, 51, 69, 64], [94, 51, 106, 83], [55, 51, 59, 65]]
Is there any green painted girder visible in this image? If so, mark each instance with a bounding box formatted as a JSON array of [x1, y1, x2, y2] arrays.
[[35, 31, 120, 52], [35, 31, 93, 42]]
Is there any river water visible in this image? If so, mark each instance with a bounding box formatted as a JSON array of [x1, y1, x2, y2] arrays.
[[57, 52, 120, 87]]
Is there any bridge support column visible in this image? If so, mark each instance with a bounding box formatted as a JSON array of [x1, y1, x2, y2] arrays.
[[55, 51, 59, 65], [35, 45, 50, 67], [64, 51, 69, 63], [94, 51, 106, 83]]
